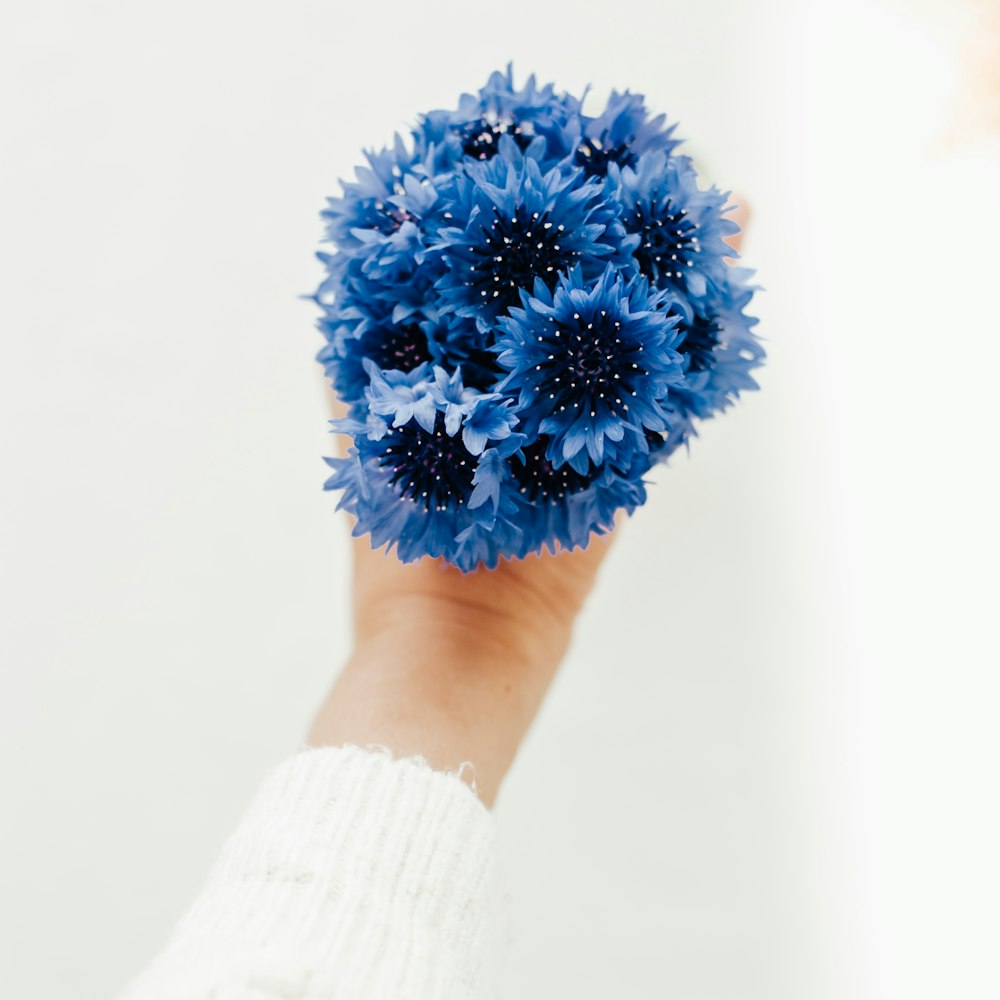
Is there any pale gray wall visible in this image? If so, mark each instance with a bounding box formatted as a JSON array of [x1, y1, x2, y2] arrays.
[[2, 1, 996, 997]]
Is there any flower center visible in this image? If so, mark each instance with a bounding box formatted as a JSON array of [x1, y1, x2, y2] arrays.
[[360, 324, 431, 373], [377, 415, 475, 511], [511, 437, 594, 502], [458, 115, 534, 160], [575, 136, 637, 177], [677, 312, 721, 373], [359, 198, 416, 236], [626, 195, 700, 284], [466, 205, 577, 313], [531, 311, 648, 416]]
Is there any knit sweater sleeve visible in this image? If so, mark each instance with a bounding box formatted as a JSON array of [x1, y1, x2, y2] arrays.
[[117, 744, 502, 1000]]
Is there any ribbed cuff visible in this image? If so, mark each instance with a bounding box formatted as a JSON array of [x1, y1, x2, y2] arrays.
[[119, 744, 500, 1000]]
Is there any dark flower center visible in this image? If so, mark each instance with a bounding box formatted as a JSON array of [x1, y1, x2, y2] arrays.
[[644, 427, 667, 450], [377, 414, 475, 511], [530, 311, 648, 416], [511, 437, 594, 502], [365, 199, 416, 236], [360, 324, 431, 373], [458, 115, 534, 161], [575, 136, 637, 178], [424, 321, 503, 392], [446, 347, 503, 391], [626, 195, 700, 285], [466, 205, 577, 313], [677, 312, 721, 373]]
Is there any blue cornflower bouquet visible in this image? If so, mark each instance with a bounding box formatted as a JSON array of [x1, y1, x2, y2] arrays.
[[315, 66, 763, 571]]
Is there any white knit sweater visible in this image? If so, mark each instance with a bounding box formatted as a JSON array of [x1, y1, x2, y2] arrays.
[[118, 745, 504, 999]]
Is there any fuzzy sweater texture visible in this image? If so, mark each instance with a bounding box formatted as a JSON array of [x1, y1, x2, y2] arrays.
[[118, 745, 504, 999]]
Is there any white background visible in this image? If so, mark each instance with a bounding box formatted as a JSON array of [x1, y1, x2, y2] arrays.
[[2, 1, 997, 997]]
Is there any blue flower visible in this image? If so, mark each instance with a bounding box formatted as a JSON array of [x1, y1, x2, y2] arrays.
[[609, 151, 738, 303], [494, 265, 685, 470], [432, 151, 634, 333], [574, 90, 682, 177], [430, 365, 479, 434], [323, 393, 520, 571], [462, 395, 519, 455], [317, 297, 437, 405], [415, 63, 580, 171], [364, 360, 438, 433], [504, 441, 651, 554], [643, 267, 764, 459], [317, 134, 453, 329], [670, 265, 764, 420], [324, 442, 488, 567], [320, 134, 446, 252], [425, 310, 505, 391]]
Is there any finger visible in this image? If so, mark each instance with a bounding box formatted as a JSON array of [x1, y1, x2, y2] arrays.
[[724, 196, 750, 258]]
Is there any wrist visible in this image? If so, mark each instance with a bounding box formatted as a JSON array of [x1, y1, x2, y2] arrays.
[[306, 610, 566, 807]]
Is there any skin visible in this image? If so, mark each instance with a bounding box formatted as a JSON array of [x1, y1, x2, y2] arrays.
[[307, 206, 748, 808]]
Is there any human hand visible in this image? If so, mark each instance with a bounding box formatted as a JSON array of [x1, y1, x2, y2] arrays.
[[307, 205, 748, 807]]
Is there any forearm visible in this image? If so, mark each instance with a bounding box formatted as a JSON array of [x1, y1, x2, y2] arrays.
[[306, 622, 563, 808]]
